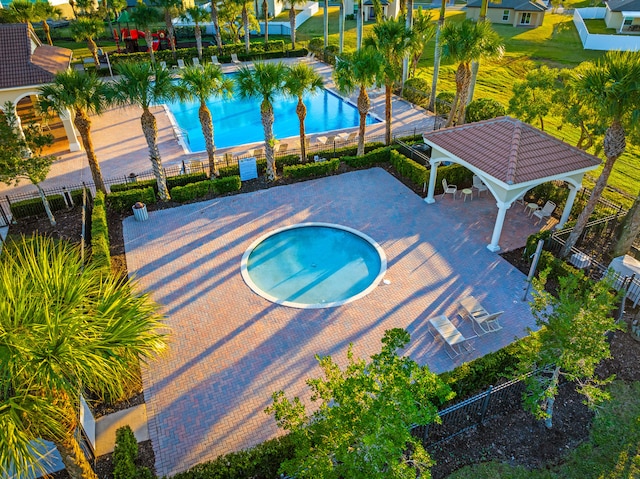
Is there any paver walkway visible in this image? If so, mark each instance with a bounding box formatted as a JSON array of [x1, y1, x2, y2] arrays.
[[123, 168, 539, 477]]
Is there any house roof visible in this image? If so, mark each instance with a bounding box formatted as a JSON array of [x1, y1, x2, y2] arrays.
[[606, 0, 640, 11], [422, 116, 601, 185], [0, 23, 72, 90], [467, 0, 547, 12]]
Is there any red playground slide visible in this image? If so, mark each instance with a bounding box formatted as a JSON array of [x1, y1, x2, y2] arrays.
[[121, 28, 161, 51]]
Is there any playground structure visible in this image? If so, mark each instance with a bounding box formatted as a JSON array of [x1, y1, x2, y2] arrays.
[[116, 28, 174, 53]]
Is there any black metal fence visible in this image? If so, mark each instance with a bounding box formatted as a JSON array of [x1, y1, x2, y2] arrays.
[[411, 374, 531, 447]]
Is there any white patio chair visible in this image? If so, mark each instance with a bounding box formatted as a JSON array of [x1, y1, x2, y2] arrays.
[[231, 53, 242, 65], [532, 200, 556, 225], [177, 58, 186, 69], [441, 179, 457, 199], [472, 175, 488, 198], [459, 296, 504, 336], [211, 55, 221, 66], [192, 57, 202, 68], [159, 61, 167, 70]]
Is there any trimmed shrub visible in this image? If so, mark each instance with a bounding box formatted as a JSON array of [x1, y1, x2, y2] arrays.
[[389, 150, 428, 186], [113, 426, 138, 479], [432, 163, 473, 193], [402, 77, 431, 109], [110, 173, 208, 193], [342, 147, 391, 168], [110, 178, 156, 193], [167, 172, 209, 189], [283, 158, 340, 179], [466, 98, 506, 123], [106, 187, 156, 214], [170, 181, 214, 203], [9, 194, 67, 220], [91, 190, 111, 269], [435, 91, 455, 117], [212, 175, 241, 194]]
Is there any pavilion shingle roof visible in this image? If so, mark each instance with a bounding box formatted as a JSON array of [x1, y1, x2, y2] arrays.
[[422, 116, 601, 185], [467, 0, 547, 12], [0, 23, 72, 90]]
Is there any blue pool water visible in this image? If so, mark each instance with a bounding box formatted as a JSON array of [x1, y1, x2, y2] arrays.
[[241, 223, 387, 309], [164, 88, 379, 152]]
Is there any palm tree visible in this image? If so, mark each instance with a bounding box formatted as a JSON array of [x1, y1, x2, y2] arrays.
[[355, 0, 363, 49], [468, 0, 490, 105], [237, 0, 252, 53], [560, 51, 640, 258], [428, 0, 445, 113], [440, 19, 504, 127], [407, 8, 435, 78], [176, 64, 234, 176], [152, 0, 182, 59], [35, 1, 62, 46], [0, 235, 167, 479], [283, 63, 324, 162], [210, 0, 223, 53], [338, 0, 345, 52], [110, 62, 174, 201], [131, 1, 161, 64], [235, 62, 287, 181], [323, 0, 328, 48], [182, 5, 209, 59], [287, 0, 307, 50], [333, 48, 383, 156], [70, 16, 105, 65], [262, 0, 269, 44], [38, 70, 110, 194], [364, 18, 413, 145]]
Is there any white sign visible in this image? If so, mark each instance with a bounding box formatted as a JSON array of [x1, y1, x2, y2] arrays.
[[239, 157, 258, 181], [79, 394, 96, 452]]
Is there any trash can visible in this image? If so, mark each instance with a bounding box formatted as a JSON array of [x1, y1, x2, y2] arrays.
[[132, 202, 148, 222]]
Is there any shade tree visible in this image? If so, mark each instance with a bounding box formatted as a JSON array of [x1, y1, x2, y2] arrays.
[[508, 65, 558, 131]]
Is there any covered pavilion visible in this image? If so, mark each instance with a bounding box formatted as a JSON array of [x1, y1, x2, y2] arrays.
[[0, 23, 79, 151], [422, 116, 601, 252]]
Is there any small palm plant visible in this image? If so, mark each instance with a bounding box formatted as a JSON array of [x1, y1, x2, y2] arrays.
[[287, 0, 307, 49], [70, 16, 105, 66], [131, 1, 161, 64], [283, 63, 324, 162], [175, 64, 234, 176], [182, 5, 209, 59], [235, 62, 287, 181], [110, 62, 174, 200]]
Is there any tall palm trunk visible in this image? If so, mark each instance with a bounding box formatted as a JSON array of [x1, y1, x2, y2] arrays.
[[357, 86, 370, 156], [289, 5, 297, 49], [356, 0, 362, 49], [261, 99, 276, 180], [54, 435, 98, 479], [87, 37, 100, 65], [37, 183, 56, 226], [446, 62, 471, 127], [242, 3, 250, 53], [74, 110, 106, 194], [141, 108, 171, 201], [42, 20, 54, 45], [384, 83, 392, 145], [145, 28, 156, 64], [297, 97, 307, 161], [339, 1, 344, 52], [401, 0, 413, 87], [428, 3, 445, 112], [263, 0, 269, 44], [613, 191, 640, 257], [165, 10, 177, 59], [199, 102, 217, 176], [323, 0, 328, 48], [195, 23, 203, 59], [211, 1, 223, 54], [468, 0, 489, 105], [560, 120, 626, 258]]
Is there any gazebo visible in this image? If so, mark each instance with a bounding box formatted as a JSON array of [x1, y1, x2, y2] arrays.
[[0, 23, 80, 151], [422, 116, 601, 252]]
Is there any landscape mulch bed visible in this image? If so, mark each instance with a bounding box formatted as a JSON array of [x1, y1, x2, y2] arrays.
[[8, 166, 639, 479]]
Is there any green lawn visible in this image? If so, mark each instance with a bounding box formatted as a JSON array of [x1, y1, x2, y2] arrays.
[[583, 18, 617, 34], [447, 381, 640, 478]]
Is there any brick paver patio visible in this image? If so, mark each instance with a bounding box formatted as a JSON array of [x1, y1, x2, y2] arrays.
[[123, 168, 539, 476]]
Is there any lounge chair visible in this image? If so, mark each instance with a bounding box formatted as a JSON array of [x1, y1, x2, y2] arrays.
[[441, 179, 457, 199], [231, 53, 242, 65], [192, 57, 202, 68], [345, 131, 358, 142], [532, 200, 556, 225], [190, 160, 204, 172], [177, 58, 186, 69], [278, 143, 288, 154], [472, 175, 488, 198], [211, 55, 221, 66], [253, 147, 264, 157], [459, 296, 504, 336], [428, 314, 473, 358], [303, 51, 315, 62]]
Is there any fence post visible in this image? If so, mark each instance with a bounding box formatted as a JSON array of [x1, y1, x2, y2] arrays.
[[0, 200, 9, 227], [62, 187, 74, 208], [422, 424, 429, 442], [479, 386, 493, 424]]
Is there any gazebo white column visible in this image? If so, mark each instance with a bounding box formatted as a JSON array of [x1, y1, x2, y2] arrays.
[[556, 184, 579, 229], [59, 108, 81, 152], [424, 160, 440, 204], [487, 200, 510, 252]]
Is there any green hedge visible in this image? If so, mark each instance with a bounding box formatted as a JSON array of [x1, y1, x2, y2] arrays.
[[212, 175, 241, 194], [389, 150, 428, 186], [170, 181, 214, 203], [342, 147, 391, 168], [91, 191, 111, 270], [431, 163, 473, 193], [106, 187, 156, 214], [283, 158, 340, 179], [111, 173, 208, 193]]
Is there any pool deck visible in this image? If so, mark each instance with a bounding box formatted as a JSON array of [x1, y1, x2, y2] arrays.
[[123, 168, 540, 477], [0, 58, 435, 198]]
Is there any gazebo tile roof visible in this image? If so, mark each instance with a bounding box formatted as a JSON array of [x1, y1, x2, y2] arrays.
[[422, 116, 601, 185], [0, 23, 72, 90]]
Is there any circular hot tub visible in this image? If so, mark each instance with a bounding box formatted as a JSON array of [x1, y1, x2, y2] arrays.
[[240, 223, 387, 309]]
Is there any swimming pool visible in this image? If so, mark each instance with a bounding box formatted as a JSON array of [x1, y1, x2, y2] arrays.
[[164, 88, 380, 152], [241, 223, 387, 309]]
